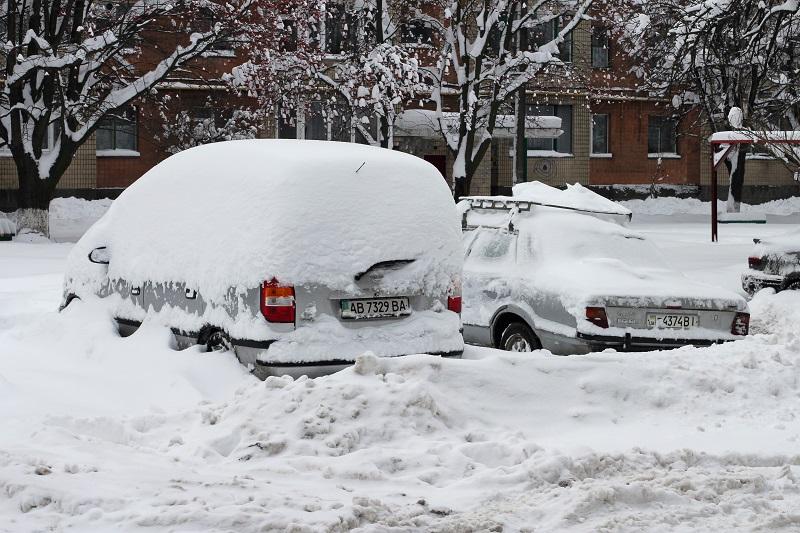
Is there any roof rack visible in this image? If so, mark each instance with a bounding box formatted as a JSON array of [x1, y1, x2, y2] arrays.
[[462, 196, 632, 220]]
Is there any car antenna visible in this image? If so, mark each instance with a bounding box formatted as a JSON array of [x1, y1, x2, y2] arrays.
[[355, 161, 366, 173]]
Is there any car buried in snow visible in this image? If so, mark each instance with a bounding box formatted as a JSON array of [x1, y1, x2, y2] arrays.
[[61, 140, 464, 378], [459, 186, 750, 354], [742, 229, 800, 295]]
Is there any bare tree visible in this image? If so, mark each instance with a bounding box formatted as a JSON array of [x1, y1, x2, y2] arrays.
[[618, 0, 800, 212], [0, 0, 264, 235], [421, 0, 591, 197]]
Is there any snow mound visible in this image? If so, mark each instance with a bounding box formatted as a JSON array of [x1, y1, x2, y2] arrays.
[[67, 140, 461, 301], [0, 212, 15, 236], [622, 196, 800, 216], [49, 197, 113, 226], [2, 293, 800, 530]]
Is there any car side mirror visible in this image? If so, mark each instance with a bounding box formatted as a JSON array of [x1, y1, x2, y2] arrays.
[[88, 246, 110, 264]]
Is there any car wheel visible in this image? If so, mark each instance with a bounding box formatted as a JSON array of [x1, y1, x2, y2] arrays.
[[500, 322, 541, 352], [198, 327, 233, 353]]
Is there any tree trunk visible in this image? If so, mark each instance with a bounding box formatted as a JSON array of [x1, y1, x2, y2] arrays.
[[15, 165, 55, 237], [724, 146, 747, 213], [453, 177, 469, 200]]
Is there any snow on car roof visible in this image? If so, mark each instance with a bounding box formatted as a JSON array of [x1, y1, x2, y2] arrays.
[[753, 228, 800, 254], [512, 181, 633, 217], [460, 181, 632, 230], [70, 140, 461, 299]]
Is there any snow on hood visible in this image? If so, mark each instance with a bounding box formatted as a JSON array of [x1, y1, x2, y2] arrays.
[[512, 181, 632, 218], [521, 210, 746, 313], [67, 140, 462, 301], [752, 228, 800, 255]]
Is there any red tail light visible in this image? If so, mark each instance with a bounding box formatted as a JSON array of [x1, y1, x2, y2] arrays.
[[447, 278, 462, 314], [748, 256, 763, 270], [732, 312, 749, 336], [260, 279, 295, 323], [447, 296, 462, 314], [586, 306, 609, 329]]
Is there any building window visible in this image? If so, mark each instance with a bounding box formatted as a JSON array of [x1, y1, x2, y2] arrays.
[[527, 17, 572, 63], [280, 19, 298, 52], [591, 26, 609, 68], [304, 101, 352, 141], [401, 20, 433, 46], [527, 104, 572, 155], [591, 113, 610, 154], [199, 7, 237, 57], [277, 108, 297, 139], [96, 107, 137, 151], [648, 116, 677, 155], [324, 6, 357, 54], [305, 102, 327, 140]]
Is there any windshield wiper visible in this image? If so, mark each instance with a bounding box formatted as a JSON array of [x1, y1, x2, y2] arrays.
[[355, 259, 416, 281]]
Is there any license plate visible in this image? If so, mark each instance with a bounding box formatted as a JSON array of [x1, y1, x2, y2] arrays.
[[646, 313, 699, 329], [340, 297, 411, 320]]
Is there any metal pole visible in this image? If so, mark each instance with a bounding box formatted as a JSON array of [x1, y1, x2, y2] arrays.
[[711, 146, 718, 242], [515, 89, 527, 184]]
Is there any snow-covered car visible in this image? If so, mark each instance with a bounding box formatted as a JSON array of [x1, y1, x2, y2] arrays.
[[460, 191, 750, 354], [62, 140, 464, 377], [742, 230, 800, 295]]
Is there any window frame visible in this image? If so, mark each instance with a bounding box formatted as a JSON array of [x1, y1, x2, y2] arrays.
[[647, 116, 678, 157], [527, 16, 572, 63], [591, 26, 610, 69], [526, 104, 573, 157], [96, 108, 139, 156], [0, 122, 58, 157], [590, 113, 611, 157]]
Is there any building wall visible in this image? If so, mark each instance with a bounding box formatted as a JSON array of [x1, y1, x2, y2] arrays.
[[588, 101, 701, 186], [0, 135, 97, 191]]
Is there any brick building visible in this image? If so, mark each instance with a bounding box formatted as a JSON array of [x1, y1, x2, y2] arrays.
[[1, 5, 797, 209]]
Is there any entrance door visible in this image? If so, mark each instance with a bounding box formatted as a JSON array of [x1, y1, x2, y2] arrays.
[[423, 154, 447, 181]]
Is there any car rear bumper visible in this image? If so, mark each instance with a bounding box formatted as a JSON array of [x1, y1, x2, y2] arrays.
[[576, 331, 735, 352], [115, 317, 463, 379], [252, 351, 463, 380], [742, 271, 783, 295]]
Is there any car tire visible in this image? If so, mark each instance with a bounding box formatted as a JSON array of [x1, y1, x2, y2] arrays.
[[198, 327, 233, 353], [500, 322, 541, 352]]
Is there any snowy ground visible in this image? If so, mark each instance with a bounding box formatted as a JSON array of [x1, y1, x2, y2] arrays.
[[2, 201, 800, 531]]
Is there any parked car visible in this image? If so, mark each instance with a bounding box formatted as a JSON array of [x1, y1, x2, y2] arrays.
[[62, 140, 464, 377], [742, 230, 800, 295], [460, 194, 750, 354]]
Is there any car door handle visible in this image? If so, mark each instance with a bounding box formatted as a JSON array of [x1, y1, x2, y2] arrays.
[[130, 287, 141, 296]]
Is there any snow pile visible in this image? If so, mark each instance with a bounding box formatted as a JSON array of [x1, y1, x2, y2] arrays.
[[1, 197, 111, 243], [2, 233, 800, 530], [621, 196, 800, 216], [66, 140, 462, 302], [512, 181, 633, 217], [1, 294, 800, 530], [0, 212, 15, 236], [49, 197, 112, 234]]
